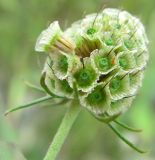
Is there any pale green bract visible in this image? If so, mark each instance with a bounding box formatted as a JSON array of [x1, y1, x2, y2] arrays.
[[35, 8, 149, 122]]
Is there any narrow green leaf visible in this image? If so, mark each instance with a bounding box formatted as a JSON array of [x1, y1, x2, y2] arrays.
[[5, 96, 53, 116], [24, 80, 45, 92], [113, 120, 142, 132], [108, 123, 147, 154]]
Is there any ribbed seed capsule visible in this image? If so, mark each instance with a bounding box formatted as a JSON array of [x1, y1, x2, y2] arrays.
[[35, 8, 149, 121]]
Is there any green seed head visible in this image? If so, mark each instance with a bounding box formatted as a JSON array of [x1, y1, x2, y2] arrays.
[[35, 8, 149, 121]]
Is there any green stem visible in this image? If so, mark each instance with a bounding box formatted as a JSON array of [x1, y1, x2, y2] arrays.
[[43, 102, 81, 160]]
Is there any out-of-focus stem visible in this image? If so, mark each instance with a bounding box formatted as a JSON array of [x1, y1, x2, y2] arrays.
[[43, 102, 81, 160]]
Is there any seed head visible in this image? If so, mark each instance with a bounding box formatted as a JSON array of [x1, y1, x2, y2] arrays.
[[35, 8, 149, 121]]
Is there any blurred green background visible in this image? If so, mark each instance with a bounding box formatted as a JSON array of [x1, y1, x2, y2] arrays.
[[0, 0, 155, 160]]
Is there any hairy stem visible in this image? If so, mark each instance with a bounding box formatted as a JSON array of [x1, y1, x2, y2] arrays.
[[43, 102, 81, 160]]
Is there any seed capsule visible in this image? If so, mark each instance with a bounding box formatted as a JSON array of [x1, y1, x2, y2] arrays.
[[36, 8, 149, 121]]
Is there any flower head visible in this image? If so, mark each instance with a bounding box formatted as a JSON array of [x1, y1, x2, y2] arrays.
[[36, 8, 149, 122]]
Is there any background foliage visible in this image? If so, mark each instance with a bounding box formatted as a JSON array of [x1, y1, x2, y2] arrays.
[[0, 0, 155, 159]]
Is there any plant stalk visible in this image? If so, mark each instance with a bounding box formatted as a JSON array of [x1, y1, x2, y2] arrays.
[[43, 102, 81, 160]]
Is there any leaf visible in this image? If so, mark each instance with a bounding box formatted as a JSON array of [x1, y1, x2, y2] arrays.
[[5, 96, 53, 116], [113, 120, 142, 132], [24, 80, 45, 92], [108, 123, 147, 153]]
